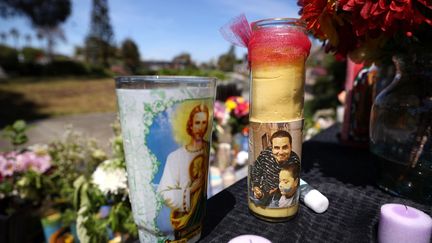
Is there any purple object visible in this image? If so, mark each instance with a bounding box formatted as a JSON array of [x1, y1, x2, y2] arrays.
[[228, 235, 271, 243], [379, 203, 432, 243]]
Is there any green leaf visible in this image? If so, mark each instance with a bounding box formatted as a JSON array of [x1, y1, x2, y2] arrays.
[[12, 120, 26, 132], [77, 207, 91, 243], [13, 133, 28, 146], [73, 176, 87, 209], [36, 174, 41, 189]]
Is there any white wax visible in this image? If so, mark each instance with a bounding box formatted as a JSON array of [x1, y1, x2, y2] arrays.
[[228, 235, 272, 243]]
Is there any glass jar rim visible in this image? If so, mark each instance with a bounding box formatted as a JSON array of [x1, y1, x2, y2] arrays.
[[115, 75, 217, 89], [115, 75, 216, 84], [251, 18, 306, 30]]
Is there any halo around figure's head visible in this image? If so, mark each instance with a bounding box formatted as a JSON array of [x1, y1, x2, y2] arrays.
[[171, 99, 213, 146]]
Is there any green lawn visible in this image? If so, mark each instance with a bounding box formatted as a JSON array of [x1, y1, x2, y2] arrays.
[[0, 77, 117, 126]]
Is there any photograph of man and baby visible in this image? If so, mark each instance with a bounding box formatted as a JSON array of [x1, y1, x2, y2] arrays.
[[250, 129, 301, 208]]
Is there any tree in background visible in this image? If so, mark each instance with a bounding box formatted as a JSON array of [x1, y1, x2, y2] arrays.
[[0, 0, 71, 60], [73, 46, 85, 61], [85, 0, 114, 67], [121, 38, 140, 74], [0, 0, 71, 27], [0, 0, 71, 59], [217, 45, 236, 72], [37, 27, 66, 59], [9, 27, 19, 49], [24, 33, 32, 46], [200, 58, 217, 70], [0, 44, 19, 71], [172, 52, 196, 70], [21, 46, 43, 62], [36, 31, 43, 49], [0, 32, 7, 44]]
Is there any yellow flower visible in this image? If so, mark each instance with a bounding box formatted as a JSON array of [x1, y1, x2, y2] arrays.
[[225, 99, 237, 112]]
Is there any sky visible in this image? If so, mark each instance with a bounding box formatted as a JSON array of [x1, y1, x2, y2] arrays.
[[0, 0, 300, 63]]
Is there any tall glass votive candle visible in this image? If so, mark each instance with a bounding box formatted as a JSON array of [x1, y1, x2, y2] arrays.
[[115, 76, 216, 242], [247, 18, 311, 222]]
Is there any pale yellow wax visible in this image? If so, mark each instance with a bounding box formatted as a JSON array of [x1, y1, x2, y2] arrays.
[[249, 202, 299, 218], [249, 60, 305, 219], [250, 60, 305, 123]]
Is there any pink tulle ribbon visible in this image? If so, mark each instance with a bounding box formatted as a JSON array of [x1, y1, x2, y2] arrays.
[[219, 14, 252, 48]]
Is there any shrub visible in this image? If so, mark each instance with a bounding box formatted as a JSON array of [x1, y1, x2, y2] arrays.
[[19, 62, 44, 76], [0, 44, 19, 72], [155, 68, 226, 80], [37, 61, 109, 77], [21, 47, 44, 63], [42, 60, 88, 76], [86, 64, 110, 77]]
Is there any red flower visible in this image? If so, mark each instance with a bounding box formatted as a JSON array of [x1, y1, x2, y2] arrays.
[[298, 0, 330, 38], [298, 0, 432, 61]]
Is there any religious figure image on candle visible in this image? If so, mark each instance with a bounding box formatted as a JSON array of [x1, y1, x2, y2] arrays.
[[150, 102, 211, 241], [250, 130, 300, 208]]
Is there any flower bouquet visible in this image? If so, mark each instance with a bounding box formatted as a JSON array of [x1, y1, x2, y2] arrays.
[[298, 0, 432, 203], [298, 0, 432, 63], [214, 96, 249, 138], [212, 96, 250, 174]]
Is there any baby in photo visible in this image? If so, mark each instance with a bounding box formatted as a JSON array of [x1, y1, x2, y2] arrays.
[[278, 165, 299, 208]]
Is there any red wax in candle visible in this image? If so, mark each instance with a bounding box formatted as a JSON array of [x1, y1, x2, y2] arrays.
[[249, 25, 311, 68]]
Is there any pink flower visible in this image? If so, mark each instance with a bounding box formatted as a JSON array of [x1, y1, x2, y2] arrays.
[[15, 152, 30, 172], [233, 102, 249, 118], [15, 151, 51, 174], [0, 154, 15, 177], [214, 101, 230, 125]]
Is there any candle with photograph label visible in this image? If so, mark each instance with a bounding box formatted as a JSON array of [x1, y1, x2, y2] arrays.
[[247, 18, 311, 222]]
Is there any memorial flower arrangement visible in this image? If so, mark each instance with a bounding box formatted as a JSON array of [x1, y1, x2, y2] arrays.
[[214, 96, 249, 136], [0, 145, 52, 207], [73, 121, 137, 243], [213, 96, 250, 169], [0, 121, 53, 214], [0, 121, 106, 220], [0, 120, 138, 242], [44, 125, 107, 225], [297, 0, 432, 63]]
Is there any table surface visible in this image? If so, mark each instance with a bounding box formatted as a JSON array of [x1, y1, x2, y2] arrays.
[[200, 125, 432, 243]]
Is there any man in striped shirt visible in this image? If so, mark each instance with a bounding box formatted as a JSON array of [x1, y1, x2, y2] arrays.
[[250, 130, 300, 207]]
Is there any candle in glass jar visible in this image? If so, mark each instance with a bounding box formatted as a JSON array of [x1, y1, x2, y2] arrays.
[[247, 17, 311, 222], [379, 203, 432, 243]]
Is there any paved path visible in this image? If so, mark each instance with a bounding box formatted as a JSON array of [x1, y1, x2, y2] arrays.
[[0, 113, 117, 152]]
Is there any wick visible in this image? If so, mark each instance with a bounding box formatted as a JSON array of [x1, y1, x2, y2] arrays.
[[404, 204, 408, 212]]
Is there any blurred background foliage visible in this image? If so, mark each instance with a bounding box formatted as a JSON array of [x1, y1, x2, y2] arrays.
[[0, 0, 344, 137]]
